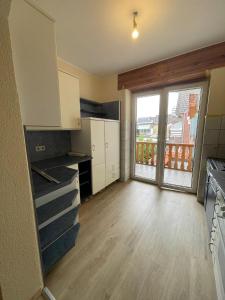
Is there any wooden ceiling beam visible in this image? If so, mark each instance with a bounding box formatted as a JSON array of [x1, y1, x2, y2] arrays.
[[118, 41, 225, 91]]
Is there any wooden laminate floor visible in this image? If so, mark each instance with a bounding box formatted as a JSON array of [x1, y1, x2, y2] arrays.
[[46, 180, 217, 300]]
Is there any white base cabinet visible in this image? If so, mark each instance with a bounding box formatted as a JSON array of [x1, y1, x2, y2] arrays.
[[71, 118, 120, 195], [92, 163, 106, 195], [105, 121, 120, 186]]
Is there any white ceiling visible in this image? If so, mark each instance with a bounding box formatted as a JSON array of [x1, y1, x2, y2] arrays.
[[36, 0, 225, 75]]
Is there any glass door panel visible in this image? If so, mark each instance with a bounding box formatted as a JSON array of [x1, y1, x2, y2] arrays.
[[162, 88, 202, 188], [134, 94, 160, 181]]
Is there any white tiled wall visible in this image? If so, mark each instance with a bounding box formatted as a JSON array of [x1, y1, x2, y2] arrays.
[[203, 115, 225, 155], [198, 115, 225, 202]]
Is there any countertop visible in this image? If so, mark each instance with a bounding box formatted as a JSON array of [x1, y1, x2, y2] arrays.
[[31, 154, 92, 171], [210, 170, 225, 197], [32, 166, 78, 199], [31, 154, 91, 199], [207, 158, 225, 198]]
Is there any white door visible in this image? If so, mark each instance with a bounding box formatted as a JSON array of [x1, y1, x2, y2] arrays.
[[58, 70, 81, 129], [91, 120, 105, 194], [132, 81, 208, 193], [92, 164, 106, 194], [159, 82, 208, 192], [105, 121, 120, 186], [91, 120, 105, 166]]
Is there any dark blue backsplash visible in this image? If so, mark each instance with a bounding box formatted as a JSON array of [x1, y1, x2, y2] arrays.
[[25, 130, 71, 162]]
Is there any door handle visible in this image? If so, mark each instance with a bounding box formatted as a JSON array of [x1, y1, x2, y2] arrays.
[[92, 144, 95, 152], [105, 142, 108, 148]]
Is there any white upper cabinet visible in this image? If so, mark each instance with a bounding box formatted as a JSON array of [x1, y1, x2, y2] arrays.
[[9, 0, 61, 127], [58, 70, 81, 129]]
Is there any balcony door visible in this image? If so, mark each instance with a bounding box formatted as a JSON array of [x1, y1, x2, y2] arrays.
[[132, 81, 208, 193], [134, 92, 161, 181]]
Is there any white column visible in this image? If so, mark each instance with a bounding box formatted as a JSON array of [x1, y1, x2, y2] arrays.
[[0, 1, 43, 299], [119, 89, 131, 181]]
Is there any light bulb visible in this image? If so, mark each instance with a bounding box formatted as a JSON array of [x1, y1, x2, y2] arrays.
[[132, 11, 139, 39], [132, 28, 139, 39]]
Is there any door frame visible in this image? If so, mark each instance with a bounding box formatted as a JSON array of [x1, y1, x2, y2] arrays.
[[131, 80, 209, 193], [131, 88, 163, 185]]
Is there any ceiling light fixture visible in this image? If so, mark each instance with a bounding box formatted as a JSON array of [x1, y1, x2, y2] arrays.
[[132, 11, 139, 39]]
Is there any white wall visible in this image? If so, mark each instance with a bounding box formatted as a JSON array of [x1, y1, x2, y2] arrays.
[[57, 57, 119, 102], [207, 66, 225, 115], [98, 74, 119, 102], [0, 1, 43, 299]]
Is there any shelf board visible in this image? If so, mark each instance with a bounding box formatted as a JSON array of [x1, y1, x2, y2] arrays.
[[79, 170, 89, 176], [81, 109, 105, 117], [80, 180, 90, 187]]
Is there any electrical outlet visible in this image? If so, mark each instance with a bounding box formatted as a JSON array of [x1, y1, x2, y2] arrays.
[[35, 145, 46, 152]]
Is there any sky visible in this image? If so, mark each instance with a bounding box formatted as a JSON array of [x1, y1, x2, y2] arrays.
[[137, 92, 178, 118]]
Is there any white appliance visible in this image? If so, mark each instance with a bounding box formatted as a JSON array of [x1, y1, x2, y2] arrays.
[[71, 118, 120, 194]]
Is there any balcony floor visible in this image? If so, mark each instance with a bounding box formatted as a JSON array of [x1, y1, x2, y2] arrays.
[[135, 164, 192, 188]]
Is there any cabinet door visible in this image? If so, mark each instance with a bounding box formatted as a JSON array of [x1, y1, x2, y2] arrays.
[[90, 120, 105, 166], [9, 0, 61, 126], [92, 163, 105, 194], [114, 163, 120, 181], [58, 71, 81, 129], [105, 121, 120, 186]]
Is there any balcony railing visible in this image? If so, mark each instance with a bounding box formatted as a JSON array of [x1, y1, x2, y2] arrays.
[[136, 142, 194, 172]]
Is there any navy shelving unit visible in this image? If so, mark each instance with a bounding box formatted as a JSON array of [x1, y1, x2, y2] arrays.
[[32, 166, 80, 274]]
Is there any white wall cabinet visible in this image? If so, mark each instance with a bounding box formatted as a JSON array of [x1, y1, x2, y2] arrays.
[[58, 70, 81, 129], [71, 118, 120, 195], [9, 0, 61, 127]]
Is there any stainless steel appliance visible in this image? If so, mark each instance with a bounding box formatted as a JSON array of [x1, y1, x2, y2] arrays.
[[209, 190, 225, 300], [205, 159, 225, 299], [204, 159, 225, 233]]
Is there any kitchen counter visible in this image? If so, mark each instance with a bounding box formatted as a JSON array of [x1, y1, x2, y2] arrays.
[[207, 159, 225, 199], [32, 166, 78, 199], [32, 154, 92, 171], [210, 170, 225, 192]]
